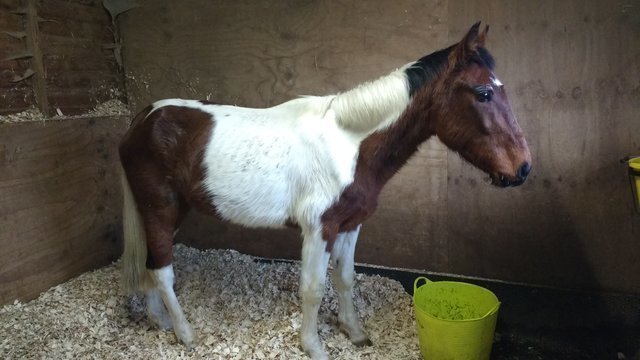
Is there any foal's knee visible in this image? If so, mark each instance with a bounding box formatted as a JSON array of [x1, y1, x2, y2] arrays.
[[299, 281, 324, 304], [333, 270, 354, 291]]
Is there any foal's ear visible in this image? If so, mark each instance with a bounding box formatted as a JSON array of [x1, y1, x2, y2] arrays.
[[453, 22, 487, 63], [477, 25, 489, 46]]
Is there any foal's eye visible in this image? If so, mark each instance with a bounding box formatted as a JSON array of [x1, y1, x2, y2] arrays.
[[473, 86, 493, 103], [476, 90, 493, 102]]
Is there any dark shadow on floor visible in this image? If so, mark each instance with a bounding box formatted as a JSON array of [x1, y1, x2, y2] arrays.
[[353, 264, 640, 360]]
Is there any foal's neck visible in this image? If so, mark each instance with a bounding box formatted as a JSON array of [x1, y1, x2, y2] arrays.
[[356, 92, 437, 191], [331, 66, 411, 133], [353, 47, 454, 190]]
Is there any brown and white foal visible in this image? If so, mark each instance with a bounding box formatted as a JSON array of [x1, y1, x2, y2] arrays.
[[119, 23, 530, 359]]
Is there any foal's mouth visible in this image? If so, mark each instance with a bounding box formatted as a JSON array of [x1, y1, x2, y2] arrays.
[[490, 173, 526, 188]]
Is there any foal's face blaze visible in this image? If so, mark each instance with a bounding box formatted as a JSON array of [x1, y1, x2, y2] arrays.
[[437, 24, 531, 188]]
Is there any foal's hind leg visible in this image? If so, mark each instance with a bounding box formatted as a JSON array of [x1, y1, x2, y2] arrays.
[[149, 264, 194, 348], [330, 225, 371, 346], [143, 210, 195, 348], [146, 288, 172, 330]]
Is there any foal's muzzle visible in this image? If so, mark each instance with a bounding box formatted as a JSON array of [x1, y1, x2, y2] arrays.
[[497, 162, 531, 187]]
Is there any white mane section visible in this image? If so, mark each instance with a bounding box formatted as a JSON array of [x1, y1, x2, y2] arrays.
[[330, 64, 411, 133], [149, 98, 212, 116]]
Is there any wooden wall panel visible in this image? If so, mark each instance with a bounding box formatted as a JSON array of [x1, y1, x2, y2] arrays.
[[446, 0, 640, 292], [38, 0, 125, 115], [0, 0, 125, 116], [0, 0, 34, 114], [0, 116, 127, 304], [121, 0, 451, 271]]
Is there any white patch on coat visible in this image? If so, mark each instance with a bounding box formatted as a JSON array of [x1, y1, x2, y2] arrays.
[[149, 65, 414, 230], [492, 76, 503, 87]]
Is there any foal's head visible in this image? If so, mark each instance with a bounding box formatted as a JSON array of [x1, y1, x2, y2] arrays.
[[429, 23, 531, 187]]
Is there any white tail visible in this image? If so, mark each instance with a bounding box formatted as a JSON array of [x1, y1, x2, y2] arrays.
[[121, 170, 152, 293]]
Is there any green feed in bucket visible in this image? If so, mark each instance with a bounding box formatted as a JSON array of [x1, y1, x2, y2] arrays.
[[413, 277, 500, 360]]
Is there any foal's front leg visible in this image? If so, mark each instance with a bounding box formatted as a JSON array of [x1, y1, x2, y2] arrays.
[[330, 226, 371, 346], [299, 228, 332, 360]]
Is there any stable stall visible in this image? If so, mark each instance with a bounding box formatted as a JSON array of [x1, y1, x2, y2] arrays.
[[1, 1, 639, 359]]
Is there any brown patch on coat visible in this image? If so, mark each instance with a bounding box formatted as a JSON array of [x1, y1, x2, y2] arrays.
[[320, 90, 435, 251], [120, 105, 216, 268]]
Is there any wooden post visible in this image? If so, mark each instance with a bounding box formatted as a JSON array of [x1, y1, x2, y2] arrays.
[[23, 0, 49, 115]]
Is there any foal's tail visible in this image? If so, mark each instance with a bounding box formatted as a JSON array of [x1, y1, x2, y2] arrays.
[[121, 170, 152, 293]]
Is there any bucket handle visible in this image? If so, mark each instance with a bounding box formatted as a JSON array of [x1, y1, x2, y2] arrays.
[[483, 301, 501, 318], [413, 276, 432, 293]]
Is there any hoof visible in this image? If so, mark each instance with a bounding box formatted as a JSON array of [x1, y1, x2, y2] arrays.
[[175, 323, 195, 349], [305, 350, 329, 360], [352, 337, 373, 347], [301, 335, 328, 360], [181, 335, 196, 351], [338, 323, 371, 347]]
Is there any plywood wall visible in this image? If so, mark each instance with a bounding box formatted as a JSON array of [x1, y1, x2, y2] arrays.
[[0, 0, 126, 115], [120, 0, 640, 294], [445, 0, 640, 293], [0, 116, 127, 304]]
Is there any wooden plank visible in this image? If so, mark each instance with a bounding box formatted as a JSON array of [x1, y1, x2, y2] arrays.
[[46, 71, 121, 89], [38, 18, 113, 42], [47, 91, 116, 115], [43, 53, 118, 71], [0, 37, 28, 58], [23, 0, 48, 114], [40, 33, 112, 48], [37, 0, 111, 26], [0, 4, 23, 33], [0, 68, 33, 89], [0, 89, 35, 114], [446, 0, 640, 293], [0, 59, 31, 72], [0, 116, 128, 304]]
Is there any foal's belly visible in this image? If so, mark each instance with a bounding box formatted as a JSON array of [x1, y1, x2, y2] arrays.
[[199, 119, 299, 228]]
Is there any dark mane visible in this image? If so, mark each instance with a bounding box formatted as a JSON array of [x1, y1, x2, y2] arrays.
[[405, 44, 455, 96], [405, 45, 495, 96], [474, 47, 495, 70]]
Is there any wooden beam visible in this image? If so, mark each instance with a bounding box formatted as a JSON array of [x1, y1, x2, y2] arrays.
[[23, 0, 48, 115]]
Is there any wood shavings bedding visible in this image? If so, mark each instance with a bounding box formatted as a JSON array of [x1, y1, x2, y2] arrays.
[[0, 99, 130, 124], [0, 244, 420, 359]]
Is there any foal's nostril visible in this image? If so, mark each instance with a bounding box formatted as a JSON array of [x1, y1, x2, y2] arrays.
[[517, 162, 531, 179]]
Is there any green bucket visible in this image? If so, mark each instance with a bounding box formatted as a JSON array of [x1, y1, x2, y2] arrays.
[[413, 277, 500, 360]]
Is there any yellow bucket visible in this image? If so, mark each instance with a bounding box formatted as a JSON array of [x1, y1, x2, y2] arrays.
[[628, 157, 640, 213], [413, 277, 500, 360]]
